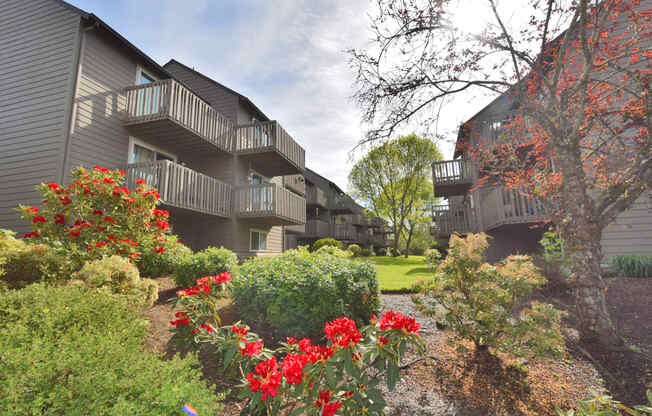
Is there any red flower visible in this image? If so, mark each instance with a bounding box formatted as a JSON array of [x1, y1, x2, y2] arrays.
[[155, 219, 169, 231], [286, 337, 297, 345], [232, 325, 249, 339], [123, 197, 135, 203], [240, 341, 264, 357], [378, 336, 389, 346], [246, 357, 281, 401], [175, 311, 188, 318], [59, 196, 72, 205], [46, 183, 59, 191], [24, 232, 40, 238], [93, 165, 109, 173], [282, 353, 308, 385], [170, 317, 191, 327], [103, 177, 115, 184], [95, 241, 108, 248], [379, 310, 420, 334], [67, 230, 81, 237], [136, 178, 147, 185], [303, 344, 334, 364], [370, 314, 378, 326], [215, 271, 232, 283], [54, 214, 66, 224], [200, 323, 214, 333], [153, 209, 170, 217], [32, 216, 47, 223], [25, 206, 38, 214], [315, 390, 342, 416], [324, 317, 361, 347], [119, 169, 126, 176], [298, 338, 312, 352], [154, 246, 165, 254], [103, 216, 117, 224]]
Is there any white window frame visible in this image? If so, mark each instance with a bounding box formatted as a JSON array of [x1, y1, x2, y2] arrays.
[[127, 137, 177, 164], [249, 228, 269, 252], [135, 65, 157, 85]]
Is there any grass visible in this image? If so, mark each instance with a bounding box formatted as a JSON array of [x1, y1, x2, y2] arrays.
[[367, 255, 433, 292]]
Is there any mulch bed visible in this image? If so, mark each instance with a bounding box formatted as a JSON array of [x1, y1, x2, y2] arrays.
[[141, 276, 652, 415]]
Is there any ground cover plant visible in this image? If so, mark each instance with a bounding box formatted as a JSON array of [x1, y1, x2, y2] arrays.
[[231, 246, 379, 340], [171, 271, 424, 415], [18, 165, 172, 271], [610, 255, 652, 278], [0, 283, 222, 415], [369, 255, 431, 292], [313, 238, 343, 251]]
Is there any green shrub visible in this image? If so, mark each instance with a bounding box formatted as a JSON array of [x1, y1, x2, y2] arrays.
[[347, 243, 361, 256], [137, 234, 193, 277], [18, 165, 173, 271], [557, 390, 652, 415], [414, 233, 565, 358], [424, 248, 442, 269], [76, 255, 158, 306], [174, 246, 237, 288], [231, 246, 380, 340], [0, 284, 222, 415], [312, 237, 342, 251], [610, 255, 652, 278], [360, 248, 373, 257], [0, 233, 69, 288]]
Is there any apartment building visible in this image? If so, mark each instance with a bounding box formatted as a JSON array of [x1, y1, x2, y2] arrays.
[[284, 169, 391, 251], [0, 0, 306, 257], [431, 78, 652, 263]]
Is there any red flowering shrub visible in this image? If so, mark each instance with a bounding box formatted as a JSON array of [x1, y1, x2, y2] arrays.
[[18, 166, 171, 270], [171, 275, 425, 415]]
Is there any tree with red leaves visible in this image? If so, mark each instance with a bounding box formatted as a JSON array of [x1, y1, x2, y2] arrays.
[[350, 0, 651, 346]]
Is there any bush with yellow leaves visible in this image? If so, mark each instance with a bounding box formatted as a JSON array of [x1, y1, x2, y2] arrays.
[[414, 233, 565, 358]]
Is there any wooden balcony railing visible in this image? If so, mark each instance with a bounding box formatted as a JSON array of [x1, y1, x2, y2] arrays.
[[431, 203, 476, 236], [235, 121, 305, 174], [306, 186, 328, 207], [432, 159, 473, 197], [234, 183, 306, 225], [124, 79, 235, 153], [304, 220, 332, 237], [125, 160, 231, 217], [480, 187, 546, 230], [333, 223, 357, 240], [283, 174, 305, 196]]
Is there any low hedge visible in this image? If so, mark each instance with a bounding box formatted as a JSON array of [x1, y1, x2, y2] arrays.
[[137, 235, 193, 277], [0, 231, 69, 288], [174, 246, 238, 288], [0, 284, 222, 415], [610, 254, 652, 278], [231, 247, 379, 340], [312, 238, 342, 251]]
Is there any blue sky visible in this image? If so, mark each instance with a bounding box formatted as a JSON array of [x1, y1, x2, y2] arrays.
[[67, 0, 473, 189]]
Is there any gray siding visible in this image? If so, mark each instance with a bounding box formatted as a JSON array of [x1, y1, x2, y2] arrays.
[[65, 28, 139, 179], [163, 61, 240, 122], [601, 191, 652, 261], [0, 0, 80, 234]]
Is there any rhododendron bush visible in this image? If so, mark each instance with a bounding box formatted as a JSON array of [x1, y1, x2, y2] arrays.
[[171, 273, 424, 415], [19, 166, 172, 270]]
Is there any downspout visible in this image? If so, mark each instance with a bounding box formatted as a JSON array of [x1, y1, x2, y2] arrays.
[[59, 20, 97, 183]]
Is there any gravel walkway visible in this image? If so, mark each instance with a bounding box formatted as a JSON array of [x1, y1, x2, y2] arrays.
[[379, 294, 479, 416]]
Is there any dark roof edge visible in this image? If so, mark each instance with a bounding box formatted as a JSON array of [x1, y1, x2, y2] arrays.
[[163, 59, 270, 122]]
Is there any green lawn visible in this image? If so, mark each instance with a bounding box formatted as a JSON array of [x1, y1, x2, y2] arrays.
[[368, 255, 433, 292]]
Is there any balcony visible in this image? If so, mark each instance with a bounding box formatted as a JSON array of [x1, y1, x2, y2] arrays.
[[431, 203, 476, 237], [125, 160, 231, 217], [124, 79, 234, 155], [235, 121, 305, 176], [332, 223, 357, 241], [283, 174, 305, 196], [479, 187, 546, 231], [330, 194, 356, 214], [432, 159, 473, 197], [284, 224, 306, 234], [304, 219, 332, 237], [306, 186, 328, 208], [234, 183, 306, 226]]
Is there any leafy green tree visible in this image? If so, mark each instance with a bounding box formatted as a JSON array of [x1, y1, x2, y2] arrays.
[[349, 134, 442, 255]]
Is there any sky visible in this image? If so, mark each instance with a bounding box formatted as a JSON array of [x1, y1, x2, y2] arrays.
[[66, 0, 501, 191]]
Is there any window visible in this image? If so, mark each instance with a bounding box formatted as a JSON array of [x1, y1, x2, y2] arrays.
[[138, 72, 154, 85], [250, 229, 268, 251], [135, 67, 159, 116], [128, 138, 177, 164]]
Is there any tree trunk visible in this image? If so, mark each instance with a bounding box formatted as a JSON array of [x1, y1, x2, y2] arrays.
[[393, 226, 400, 256], [566, 230, 622, 347], [404, 226, 414, 258]]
